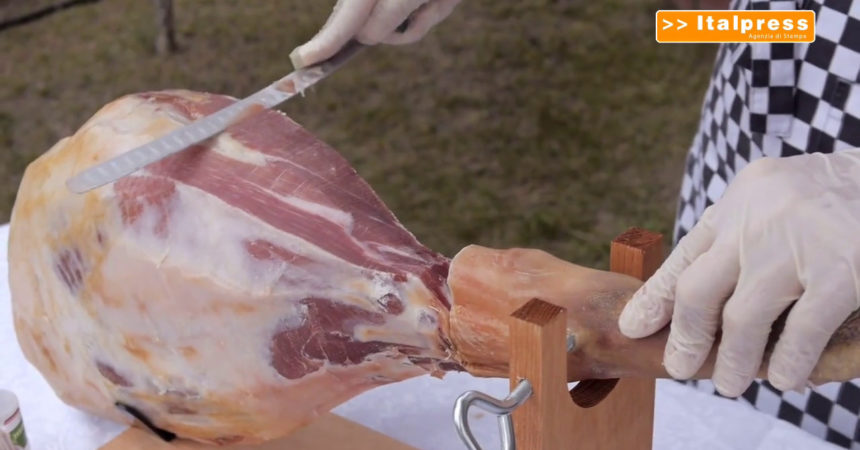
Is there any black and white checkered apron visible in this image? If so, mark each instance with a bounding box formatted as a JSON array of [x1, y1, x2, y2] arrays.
[[675, 0, 860, 447]]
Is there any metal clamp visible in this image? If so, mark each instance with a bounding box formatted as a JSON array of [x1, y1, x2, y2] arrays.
[[453, 379, 533, 450]]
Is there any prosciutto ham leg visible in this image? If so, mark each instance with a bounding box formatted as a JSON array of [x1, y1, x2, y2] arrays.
[[11, 89, 860, 446], [9, 90, 455, 445]]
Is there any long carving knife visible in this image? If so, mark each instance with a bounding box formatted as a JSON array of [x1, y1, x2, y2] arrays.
[[65, 40, 366, 194]]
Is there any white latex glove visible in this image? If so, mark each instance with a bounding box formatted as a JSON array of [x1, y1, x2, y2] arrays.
[[290, 0, 461, 69], [618, 150, 860, 397]]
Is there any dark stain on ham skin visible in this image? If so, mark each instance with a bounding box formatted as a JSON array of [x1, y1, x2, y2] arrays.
[[407, 357, 465, 372], [55, 248, 85, 293], [407, 356, 435, 366], [96, 361, 132, 387], [115, 176, 177, 237], [439, 361, 466, 371], [115, 402, 176, 442], [376, 293, 404, 315], [271, 298, 425, 380]]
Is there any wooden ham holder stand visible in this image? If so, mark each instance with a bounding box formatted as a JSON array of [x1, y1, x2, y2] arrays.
[[104, 228, 662, 449], [508, 228, 662, 450], [455, 227, 662, 450]]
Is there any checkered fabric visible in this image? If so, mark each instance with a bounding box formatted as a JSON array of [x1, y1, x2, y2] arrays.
[[686, 379, 860, 447], [675, 0, 860, 447]]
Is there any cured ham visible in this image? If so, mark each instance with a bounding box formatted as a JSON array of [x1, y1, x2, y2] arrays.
[[9, 91, 455, 445], [10, 90, 860, 445]]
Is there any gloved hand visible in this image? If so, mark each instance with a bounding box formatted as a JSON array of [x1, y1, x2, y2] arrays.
[[290, 0, 462, 69], [618, 150, 860, 397]]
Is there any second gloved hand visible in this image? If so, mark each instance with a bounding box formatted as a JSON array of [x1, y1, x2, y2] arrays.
[[618, 149, 860, 397], [290, 0, 461, 69]]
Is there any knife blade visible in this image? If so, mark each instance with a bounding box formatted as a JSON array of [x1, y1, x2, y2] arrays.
[[66, 40, 366, 194]]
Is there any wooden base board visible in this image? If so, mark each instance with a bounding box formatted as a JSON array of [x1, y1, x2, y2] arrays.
[[101, 413, 415, 449]]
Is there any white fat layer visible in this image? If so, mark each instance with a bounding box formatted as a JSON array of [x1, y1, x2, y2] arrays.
[[369, 243, 425, 263], [280, 194, 354, 232], [212, 133, 269, 166]]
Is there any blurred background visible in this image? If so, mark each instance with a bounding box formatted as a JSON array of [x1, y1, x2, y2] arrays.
[[0, 0, 719, 268]]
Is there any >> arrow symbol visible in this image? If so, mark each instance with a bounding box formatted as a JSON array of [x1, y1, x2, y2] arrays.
[[677, 19, 687, 30], [662, 18, 673, 30]]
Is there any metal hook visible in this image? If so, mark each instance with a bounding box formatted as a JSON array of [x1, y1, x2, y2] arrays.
[[453, 379, 533, 450]]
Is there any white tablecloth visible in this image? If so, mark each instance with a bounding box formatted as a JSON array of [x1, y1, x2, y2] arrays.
[[0, 223, 838, 449]]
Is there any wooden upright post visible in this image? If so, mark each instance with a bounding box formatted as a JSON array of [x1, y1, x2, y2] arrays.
[[509, 299, 571, 450], [510, 228, 663, 450]]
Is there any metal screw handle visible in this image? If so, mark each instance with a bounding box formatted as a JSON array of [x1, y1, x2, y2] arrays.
[[453, 379, 533, 450]]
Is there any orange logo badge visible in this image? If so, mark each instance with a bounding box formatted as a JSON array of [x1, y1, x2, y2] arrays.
[[656, 10, 815, 43]]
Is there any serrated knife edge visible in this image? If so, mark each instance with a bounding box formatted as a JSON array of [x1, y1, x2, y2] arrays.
[[66, 41, 366, 194]]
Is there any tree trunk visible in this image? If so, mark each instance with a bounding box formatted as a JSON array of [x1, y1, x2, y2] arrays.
[[152, 0, 177, 54]]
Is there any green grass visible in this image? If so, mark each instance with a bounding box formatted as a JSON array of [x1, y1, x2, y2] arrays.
[[0, 0, 716, 268]]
